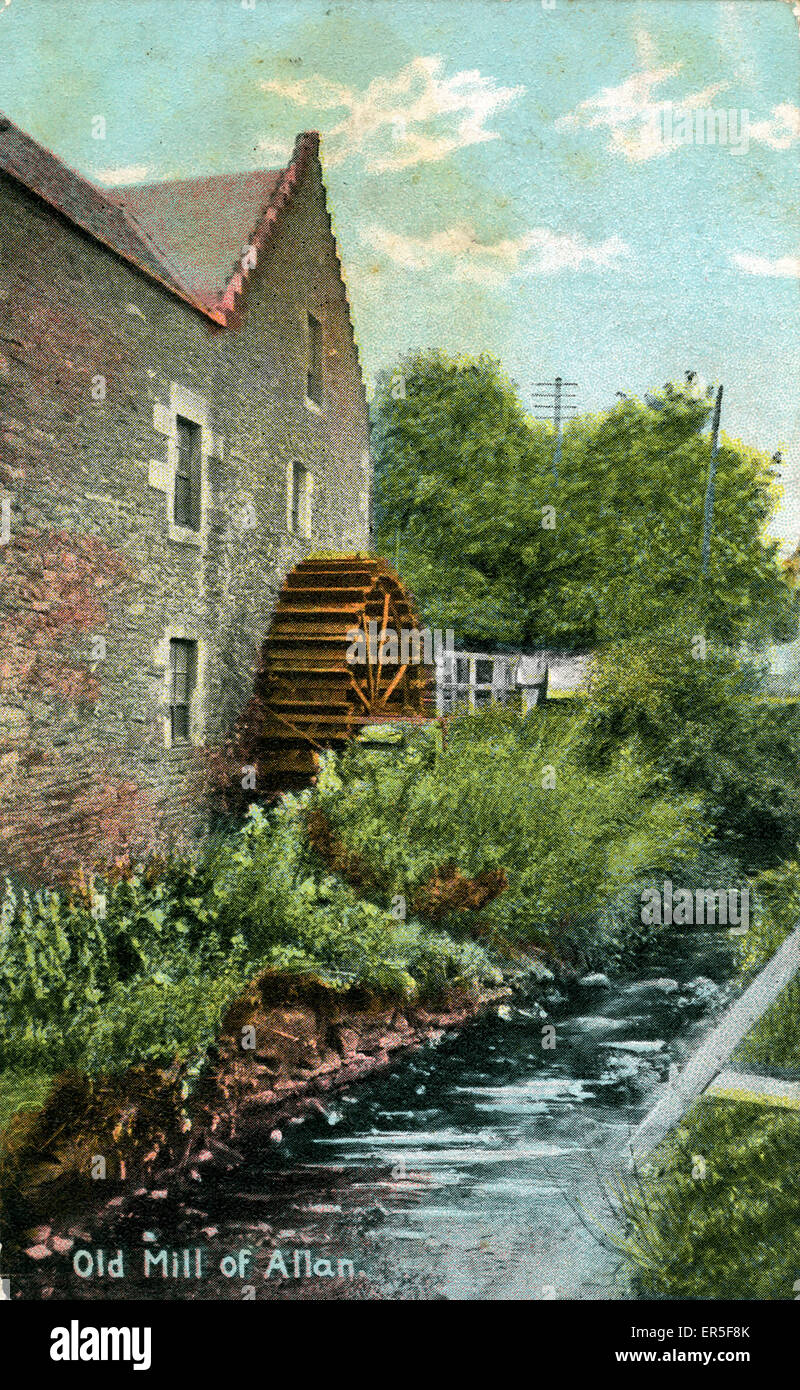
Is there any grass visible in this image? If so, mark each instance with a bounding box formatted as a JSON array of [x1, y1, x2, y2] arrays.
[[0, 1071, 53, 1135], [615, 917, 800, 1298], [731, 976, 800, 1073], [612, 1097, 800, 1299]]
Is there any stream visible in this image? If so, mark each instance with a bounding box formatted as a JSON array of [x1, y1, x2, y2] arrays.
[[14, 928, 734, 1302]]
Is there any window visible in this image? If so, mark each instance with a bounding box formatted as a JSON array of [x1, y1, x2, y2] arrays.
[[169, 638, 196, 744], [289, 461, 311, 535], [174, 417, 201, 530], [306, 312, 323, 405]]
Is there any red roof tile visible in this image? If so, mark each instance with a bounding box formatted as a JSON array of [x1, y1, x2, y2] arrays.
[[0, 113, 319, 326]]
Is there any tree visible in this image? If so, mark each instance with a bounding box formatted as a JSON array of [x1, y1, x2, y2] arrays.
[[372, 350, 794, 650]]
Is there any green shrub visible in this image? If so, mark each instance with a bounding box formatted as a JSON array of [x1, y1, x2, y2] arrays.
[[81, 968, 251, 1074], [615, 852, 800, 1300], [0, 879, 109, 1069], [592, 846, 745, 974], [731, 856, 800, 1071], [580, 631, 800, 859], [0, 856, 243, 1072], [0, 785, 504, 1091], [307, 708, 705, 963], [208, 800, 500, 999]]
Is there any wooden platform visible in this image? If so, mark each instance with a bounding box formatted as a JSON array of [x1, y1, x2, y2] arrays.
[[704, 1068, 800, 1110]]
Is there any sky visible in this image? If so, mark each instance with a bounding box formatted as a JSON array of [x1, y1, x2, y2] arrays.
[[2, 0, 800, 544]]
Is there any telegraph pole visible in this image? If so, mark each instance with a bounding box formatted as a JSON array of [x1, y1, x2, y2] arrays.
[[532, 377, 578, 483], [701, 384, 724, 576], [552, 376, 563, 480]]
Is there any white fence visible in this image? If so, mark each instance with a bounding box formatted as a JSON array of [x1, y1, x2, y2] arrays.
[[435, 649, 589, 715], [435, 651, 516, 714]]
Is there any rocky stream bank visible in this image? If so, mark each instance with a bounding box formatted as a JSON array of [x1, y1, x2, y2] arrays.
[[2, 931, 734, 1301]]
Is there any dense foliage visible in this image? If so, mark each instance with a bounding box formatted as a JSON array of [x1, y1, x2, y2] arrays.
[[0, 785, 503, 1084], [0, 707, 710, 1096], [0, 863, 250, 1075], [207, 797, 501, 1000], [616, 851, 800, 1299], [372, 351, 793, 649], [612, 1098, 800, 1300], [306, 709, 705, 965], [732, 855, 800, 1071], [579, 631, 800, 862]]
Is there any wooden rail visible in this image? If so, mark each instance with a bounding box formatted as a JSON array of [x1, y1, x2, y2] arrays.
[[622, 926, 800, 1164]]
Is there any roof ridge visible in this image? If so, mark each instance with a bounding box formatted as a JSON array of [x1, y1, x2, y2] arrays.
[[215, 131, 319, 326], [0, 109, 219, 318], [0, 112, 320, 328]]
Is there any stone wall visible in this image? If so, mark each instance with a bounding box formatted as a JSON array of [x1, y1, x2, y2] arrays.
[[0, 156, 371, 880]]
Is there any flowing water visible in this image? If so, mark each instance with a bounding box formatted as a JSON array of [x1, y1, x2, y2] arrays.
[[17, 929, 734, 1302]]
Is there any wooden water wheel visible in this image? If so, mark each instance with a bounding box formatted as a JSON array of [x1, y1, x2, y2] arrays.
[[257, 555, 433, 789]]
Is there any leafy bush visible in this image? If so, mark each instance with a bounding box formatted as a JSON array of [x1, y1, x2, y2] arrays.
[[612, 845, 800, 1300], [730, 855, 800, 1071], [0, 701, 720, 1095], [580, 632, 800, 860], [306, 709, 705, 964], [0, 856, 244, 1072], [81, 968, 251, 1074], [208, 800, 500, 999], [592, 846, 746, 974], [0, 879, 109, 1069], [0, 789, 503, 1087]]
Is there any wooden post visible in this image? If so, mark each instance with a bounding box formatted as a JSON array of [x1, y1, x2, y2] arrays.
[[701, 384, 724, 576], [622, 924, 800, 1164], [552, 376, 562, 483]]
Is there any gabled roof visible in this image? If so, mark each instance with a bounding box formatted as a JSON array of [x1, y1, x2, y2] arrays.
[[0, 112, 320, 327], [110, 171, 284, 312]]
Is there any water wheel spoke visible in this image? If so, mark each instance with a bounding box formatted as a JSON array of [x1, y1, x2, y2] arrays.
[[347, 669, 372, 712], [375, 591, 391, 701], [355, 603, 376, 705], [380, 663, 408, 706]]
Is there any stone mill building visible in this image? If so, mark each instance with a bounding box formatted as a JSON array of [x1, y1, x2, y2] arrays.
[[0, 114, 373, 880]]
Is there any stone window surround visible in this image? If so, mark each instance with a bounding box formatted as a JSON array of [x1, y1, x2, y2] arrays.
[[286, 458, 314, 538], [149, 383, 223, 547], [152, 623, 208, 748], [303, 308, 324, 415]]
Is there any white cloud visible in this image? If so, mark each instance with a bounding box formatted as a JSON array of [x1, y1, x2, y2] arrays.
[[748, 103, 800, 150], [255, 137, 293, 163], [634, 28, 657, 70], [261, 56, 522, 171], [557, 61, 728, 161], [732, 250, 800, 279], [719, 2, 760, 93], [94, 164, 152, 186], [362, 222, 630, 284]]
